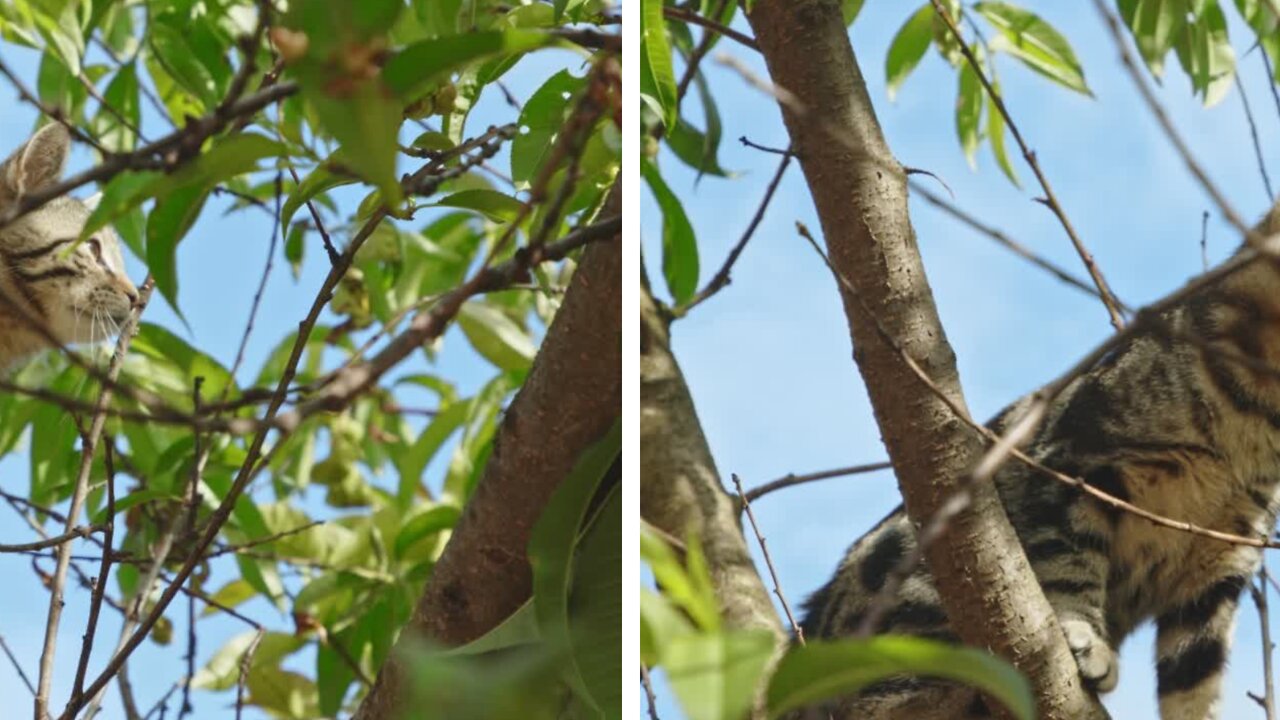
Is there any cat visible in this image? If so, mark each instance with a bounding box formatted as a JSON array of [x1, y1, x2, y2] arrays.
[[0, 123, 137, 366], [798, 204, 1280, 719]]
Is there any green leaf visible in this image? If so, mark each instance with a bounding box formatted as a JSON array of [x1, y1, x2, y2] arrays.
[[955, 61, 982, 168], [146, 183, 211, 314], [511, 69, 587, 188], [975, 2, 1092, 96], [149, 16, 217, 109], [641, 0, 679, 130], [641, 158, 698, 304], [201, 579, 258, 618], [1118, 0, 1186, 78], [302, 81, 403, 204], [98, 62, 141, 152], [843, 0, 868, 25], [80, 170, 163, 243], [1171, 0, 1235, 106], [430, 189, 525, 222], [665, 67, 731, 179], [640, 527, 721, 633], [528, 420, 619, 716], [886, 5, 935, 100], [383, 29, 551, 100], [394, 504, 461, 559], [986, 80, 1019, 185], [666, 630, 776, 720], [766, 637, 1035, 720], [567, 483, 621, 718], [281, 162, 357, 232], [456, 301, 537, 371]]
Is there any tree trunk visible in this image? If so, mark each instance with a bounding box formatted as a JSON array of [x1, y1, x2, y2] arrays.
[[743, 1, 1106, 717], [640, 281, 784, 640], [353, 194, 621, 720]]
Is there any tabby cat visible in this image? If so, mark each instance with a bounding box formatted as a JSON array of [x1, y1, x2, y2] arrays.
[[800, 205, 1280, 719], [0, 124, 137, 365]]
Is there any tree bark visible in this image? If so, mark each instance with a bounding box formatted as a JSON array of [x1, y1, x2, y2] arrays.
[[353, 193, 621, 720], [743, 1, 1106, 718], [640, 282, 784, 640]]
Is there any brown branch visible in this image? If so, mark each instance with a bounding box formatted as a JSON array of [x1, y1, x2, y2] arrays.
[[662, 6, 759, 51], [741, 461, 892, 504], [676, 149, 792, 316], [744, 2, 1106, 716], [0, 525, 99, 553], [732, 474, 805, 644], [36, 275, 153, 720], [930, 0, 1125, 331], [353, 186, 621, 720], [0, 82, 297, 231]]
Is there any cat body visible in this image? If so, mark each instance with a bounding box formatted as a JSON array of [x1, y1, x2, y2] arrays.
[[0, 124, 137, 365], [801, 214, 1280, 719]]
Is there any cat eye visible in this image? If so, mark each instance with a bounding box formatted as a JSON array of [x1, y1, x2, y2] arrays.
[[86, 237, 107, 268]]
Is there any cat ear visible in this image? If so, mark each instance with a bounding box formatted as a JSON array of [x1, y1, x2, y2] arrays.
[[83, 191, 103, 211], [0, 124, 70, 201]]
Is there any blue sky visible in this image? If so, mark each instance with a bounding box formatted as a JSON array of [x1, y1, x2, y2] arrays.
[[0, 35, 589, 720], [643, 2, 1280, 718]]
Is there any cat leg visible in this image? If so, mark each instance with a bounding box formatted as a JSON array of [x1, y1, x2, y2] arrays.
[[1155, 574, 1247, 720]]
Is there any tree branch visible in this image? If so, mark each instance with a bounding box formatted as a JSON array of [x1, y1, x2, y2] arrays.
[[743, 1, 1106, 717]]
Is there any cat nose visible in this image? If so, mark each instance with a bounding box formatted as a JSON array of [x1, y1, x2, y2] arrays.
[[124, 287, 139, 306]]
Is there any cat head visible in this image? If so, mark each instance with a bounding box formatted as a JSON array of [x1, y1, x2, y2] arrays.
[[0, 124, 138, 349]]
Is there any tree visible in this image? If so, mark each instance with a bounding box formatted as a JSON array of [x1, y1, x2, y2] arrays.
[[641, 0, 1280, 718], [0, 2, 620, 719]]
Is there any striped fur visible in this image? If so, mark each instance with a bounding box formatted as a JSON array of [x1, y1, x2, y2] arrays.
[[799, 209, 1280, 719], [0, 125, 136, 366]]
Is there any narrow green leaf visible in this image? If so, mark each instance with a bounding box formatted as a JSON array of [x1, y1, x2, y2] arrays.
[[641, 0, 679, 130], [986, 80, 1019, 185], [511, 70, 587, 188], [430, 189, 525, 222], [976, 2, 1091, 95], [146, 184, 211, 314], [527, 420, 620, 716], [767, 637, 1035, 720], [394, 504, 461, 559], [383, 29, 551, 100], [666, 630, 776, 720], [886, 4, 935, 100], [955, 62, 982, 168], [456, 301, 537, 371], [641, 158, 698, 304]]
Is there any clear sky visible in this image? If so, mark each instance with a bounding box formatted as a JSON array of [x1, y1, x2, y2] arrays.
[[0, 36, 587, 720], [643, 2, 1280, 718]]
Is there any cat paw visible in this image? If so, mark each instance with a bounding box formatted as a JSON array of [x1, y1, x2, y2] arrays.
[[1061, 617, 1118, 692]]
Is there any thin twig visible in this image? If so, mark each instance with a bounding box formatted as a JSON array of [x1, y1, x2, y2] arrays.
[[909, 180, 1114, 304], [36, 276, 154, 720], [641, 665, 662, 720], [742, 462, 892, 504], [677, 149, 792, 316], [930, 0, 1125, 330], [1236, 72, 1274, 200], [70, 442, 118, 704], [1252, 566, 1277, 719], [662, 6, 759, 51], [0, 634, 36, 695], [798, 222, 1280, 558], [733, 474, 805, 643]]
